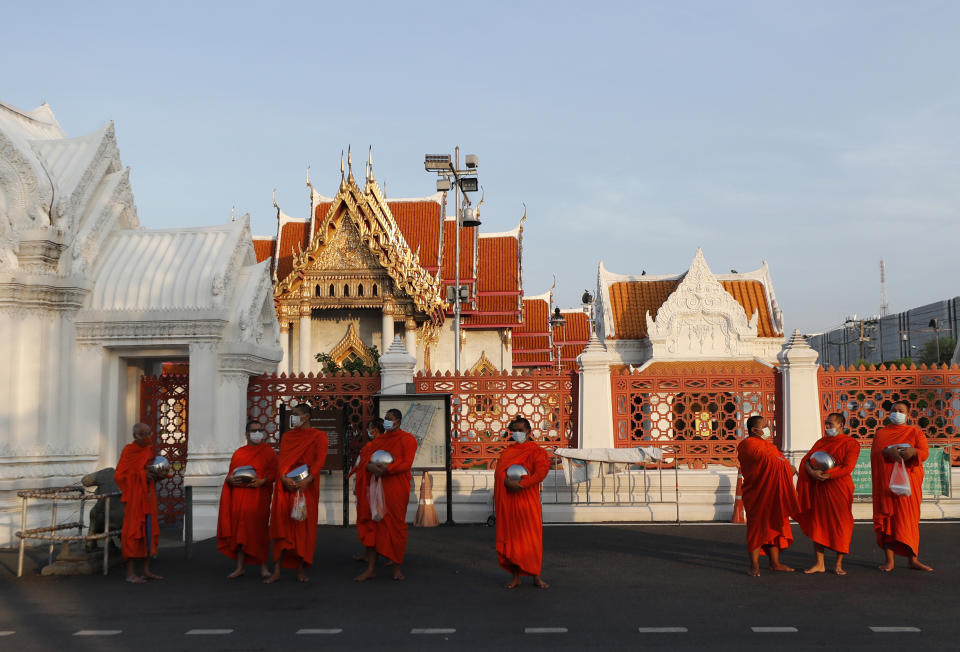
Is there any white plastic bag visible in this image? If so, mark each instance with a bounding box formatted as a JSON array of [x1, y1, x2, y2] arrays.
[[889, 460, 911, 496], [290, 489, 307, 521], [369, 476, 385, 522]]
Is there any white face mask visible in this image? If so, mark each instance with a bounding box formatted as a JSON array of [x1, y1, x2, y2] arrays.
[[760, 427, 772, 440], [511, 430, 527, 444], [289, 415, 301, 427], [249, 431, 266, 444], [889, 412, 907, 425], [824, 427, 838, 437], [383, 419, 394, 430]]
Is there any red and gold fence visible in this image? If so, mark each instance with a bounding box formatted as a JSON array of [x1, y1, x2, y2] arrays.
[[818, 363, 960, 466], [140, 374, 189, 528], [414, 369, 578, 470], [611, 362, 779, 468], [246, 372, 381, 466]]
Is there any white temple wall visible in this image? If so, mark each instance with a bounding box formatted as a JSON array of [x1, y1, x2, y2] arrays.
[[428, 320, 510, 373]]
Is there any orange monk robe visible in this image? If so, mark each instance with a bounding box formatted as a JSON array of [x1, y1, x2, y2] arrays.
[[114, 442, 159, 560], [353, 429, 418, 564], [494, 441, 551, 576], [871, 424, 928, 557], [737, 436, 800, 552], [270, 427, 328, 569], [796, 434, 861, 554], [216, 443, 279, 565]]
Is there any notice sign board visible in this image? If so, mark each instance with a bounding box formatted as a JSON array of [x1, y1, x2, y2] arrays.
[[851, 447, 951, 499]]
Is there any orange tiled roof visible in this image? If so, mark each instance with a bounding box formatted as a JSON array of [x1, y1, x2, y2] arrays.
[[390, 201, 443, 271], [608, 280, 680, 339], [608, 278, 778, 339], [252, 237, 275, 264], [462, 235, 521, 327], [275, 221, 309, 282], [512, 297, 552, 367], [440, 219, 476, 282]]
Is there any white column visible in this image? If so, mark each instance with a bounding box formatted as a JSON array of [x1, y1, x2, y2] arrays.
[[298, 313, 312, 373], [279, 322, 290, 374], [577, 331, 614, 448], [75, 344, 107, 467], [380, 335, 416, 394], [777, 330, 822, 464], [404, 317, 417, 359], [381, 302, 395, 352]]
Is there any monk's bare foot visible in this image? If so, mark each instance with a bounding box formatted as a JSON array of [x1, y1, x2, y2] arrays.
[[878, 562, 895, 572], [747, 568, 760, 577], [354, 569, 376, 582], [352, 553, 366, 562], [392, 567, 405, 581], [533, 576, 549, 589], [297, 570, 310, 583], [227, 568, 245, 579], [263, 570, 280, 584], [143, 571, 164, 580], [769, 564, 794, 572], [833, 566, 847, 576], [803, 563, 826, 574], [383, 559, 395, 568], [260, 566, 271, 579], [125, 574, 146, 584], [909, 559, 933, 572], [505, 577, 522, 589]]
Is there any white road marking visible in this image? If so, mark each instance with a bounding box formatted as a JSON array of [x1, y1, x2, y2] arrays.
[[638, 627, 688, 633], [73, 630, 122, 636], [0, 631, 14, 636], [870, 627, 921, 633], [525, 627, 568, 634], [411, 628, 456, 634], [297, 629, 343, 634], [751, 627, 798, 633], [185, 629, 233, 635]]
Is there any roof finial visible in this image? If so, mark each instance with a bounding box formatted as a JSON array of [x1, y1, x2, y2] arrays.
[[272, 188, 277, 208], [340, 150, 345, 180], [476, 186, 485, 217], [347, 145, 354, 182], [520, 201, 527, 224], [305, 165, 311, 188], [231, 205, 236, 222], [367, 145, 373, 183]]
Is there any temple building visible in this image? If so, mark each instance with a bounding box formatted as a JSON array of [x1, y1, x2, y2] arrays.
[[254, 153, 531, 375]]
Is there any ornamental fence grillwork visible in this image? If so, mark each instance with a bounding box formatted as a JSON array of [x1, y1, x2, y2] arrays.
[[818, 363, 960, 466], [246, 372, 381, 469], [139, 374, 189, 528], [414, 369, 578, 470], [611, 364, 779, 468]]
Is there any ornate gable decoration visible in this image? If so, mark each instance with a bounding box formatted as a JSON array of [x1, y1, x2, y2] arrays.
[[275, 158, 444, 322], [329, 323, 375, 366], [470, 351, 498, 375], [646, 249, 758, 359]]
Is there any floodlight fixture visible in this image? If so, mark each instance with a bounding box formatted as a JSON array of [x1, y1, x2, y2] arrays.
[[465, 154, 478, 168], [436, 178, 452, 192], [459, 177, 479, 192], [424, 154, 452, 171]]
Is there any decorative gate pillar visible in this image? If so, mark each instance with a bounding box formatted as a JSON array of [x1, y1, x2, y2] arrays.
[[279, 322, 290, 374], [381, 301, 396, 352], [404, 317, 417, 358], [298, 312, 312, 373], [777, 330, 822, 464], [577, 331, 614, 448], [380, 335, 416, 394]]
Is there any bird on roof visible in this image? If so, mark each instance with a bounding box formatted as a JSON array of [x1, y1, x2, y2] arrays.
[[731, 269, 738, 274], [641, 270, 646, 275], [581, 290, 593, 304]]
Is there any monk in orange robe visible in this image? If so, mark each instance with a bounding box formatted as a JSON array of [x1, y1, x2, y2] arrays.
[[737, 415, 799, 576], [872, 400, 932, 572], [264, 403, 328, 583], [217, 420, 278, 579], [354, 409, 418, 582], [349, 418, 385, 564], [495, 417, 551, 589], [796, 412, 860, 575], [114, 423, 163, 583]]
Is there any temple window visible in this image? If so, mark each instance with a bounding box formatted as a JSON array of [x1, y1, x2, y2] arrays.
[[372, 284, 378, 297], [329, 284, 335, 296], [343, 284, 350, 297], [315, 284, 322, 297], [357, 284, 364, 297]]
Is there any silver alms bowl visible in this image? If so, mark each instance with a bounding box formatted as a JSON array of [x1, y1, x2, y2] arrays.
[[286, 464, 310, 481], [148, 456, 170, 476], [232, 465, 257, 482], [371, 450, 394, 466], [505, 464, 529, 482], [809, 450, 836, 471]]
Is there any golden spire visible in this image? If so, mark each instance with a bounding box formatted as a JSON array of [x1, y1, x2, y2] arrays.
[[347, 145, 354, 183]]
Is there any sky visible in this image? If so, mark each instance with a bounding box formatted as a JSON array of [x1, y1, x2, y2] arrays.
[[5, 0, 959, 333]]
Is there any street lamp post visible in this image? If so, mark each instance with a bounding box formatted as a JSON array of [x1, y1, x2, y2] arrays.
[[425, 149, 480, 373], [549, 307, 567, 373]]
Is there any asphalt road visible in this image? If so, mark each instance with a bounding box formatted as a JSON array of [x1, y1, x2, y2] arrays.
[[1, 522, 957, 651]]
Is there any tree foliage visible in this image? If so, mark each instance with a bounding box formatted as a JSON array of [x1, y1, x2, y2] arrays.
[[315, 345, 381, 374]]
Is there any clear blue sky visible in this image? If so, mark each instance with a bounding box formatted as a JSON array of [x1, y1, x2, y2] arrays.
[[5, 1, 959, 332]]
